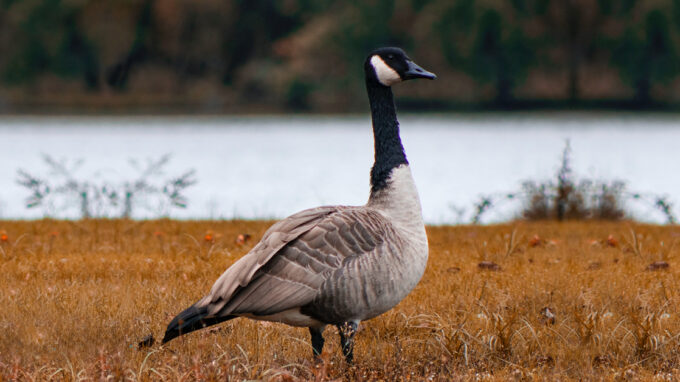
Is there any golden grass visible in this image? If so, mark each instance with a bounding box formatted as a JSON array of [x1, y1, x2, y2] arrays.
[[0, 219, 679, 381]]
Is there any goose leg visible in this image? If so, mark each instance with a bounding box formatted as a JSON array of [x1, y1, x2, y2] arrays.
[[337, 321, 358, 364], [309, 327, 325, 357]]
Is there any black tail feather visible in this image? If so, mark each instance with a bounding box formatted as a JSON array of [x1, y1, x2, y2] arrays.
[[162, 304, 236, 344]]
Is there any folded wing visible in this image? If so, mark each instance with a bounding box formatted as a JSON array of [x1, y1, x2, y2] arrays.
[[197, 206, 392, 319]]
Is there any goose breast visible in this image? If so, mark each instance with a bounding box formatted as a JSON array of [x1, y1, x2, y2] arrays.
[[303, 208, 428, 323]]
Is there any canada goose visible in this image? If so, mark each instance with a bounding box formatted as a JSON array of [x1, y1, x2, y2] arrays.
[[161, 47, 436, 363]]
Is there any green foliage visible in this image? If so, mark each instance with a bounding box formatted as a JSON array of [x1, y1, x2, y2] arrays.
[[612, 8, 678, 104], [1, 0, 680, 109], [54, 13, 99, 88], [284, 78, 313, 111], [2, 0, 97, 87], [474, 10, 533, 104], [332, 1, 411, 78], [220, 0, 328, 84], [437, 2, 534, 104], [435, 0, 475, 67]]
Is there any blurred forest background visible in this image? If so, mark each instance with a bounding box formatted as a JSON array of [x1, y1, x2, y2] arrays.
[[1, 0, 680, 113]]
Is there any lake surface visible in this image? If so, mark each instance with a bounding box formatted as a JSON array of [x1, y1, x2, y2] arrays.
[[0, 113, 678, 224]]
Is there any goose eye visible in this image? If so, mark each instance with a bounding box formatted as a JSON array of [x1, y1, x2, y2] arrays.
[[387, 54, 394, 60]]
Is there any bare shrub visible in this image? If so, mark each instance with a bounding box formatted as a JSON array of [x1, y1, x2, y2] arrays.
[[17, 154, 195, 218], [472, 141, 675, 223]]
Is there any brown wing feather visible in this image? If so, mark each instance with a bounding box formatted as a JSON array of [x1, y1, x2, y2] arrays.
[[197, 207, 392, 318], [197, 206, 337, 315]]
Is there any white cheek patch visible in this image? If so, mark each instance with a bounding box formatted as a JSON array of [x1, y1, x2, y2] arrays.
[[370, 55, 401, 86]]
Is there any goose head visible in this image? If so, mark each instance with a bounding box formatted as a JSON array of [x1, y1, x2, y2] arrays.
[[365, 47, 436, 87]]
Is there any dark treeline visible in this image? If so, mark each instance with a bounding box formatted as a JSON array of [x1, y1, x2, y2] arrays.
[[1, 0, 680, 113]]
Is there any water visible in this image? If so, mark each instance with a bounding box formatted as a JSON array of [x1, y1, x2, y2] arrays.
[[1, 113, 678, 223]]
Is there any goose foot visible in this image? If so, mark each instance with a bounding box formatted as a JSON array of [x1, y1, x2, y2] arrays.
[[337, 321, 358, 364], [309, 326, 326, 358]]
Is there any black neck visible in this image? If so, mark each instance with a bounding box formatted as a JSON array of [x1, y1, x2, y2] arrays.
[[367, 80, 408, 193]]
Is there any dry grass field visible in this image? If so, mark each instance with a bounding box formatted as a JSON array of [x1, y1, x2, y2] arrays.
[[0, 219, 679, 381]]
